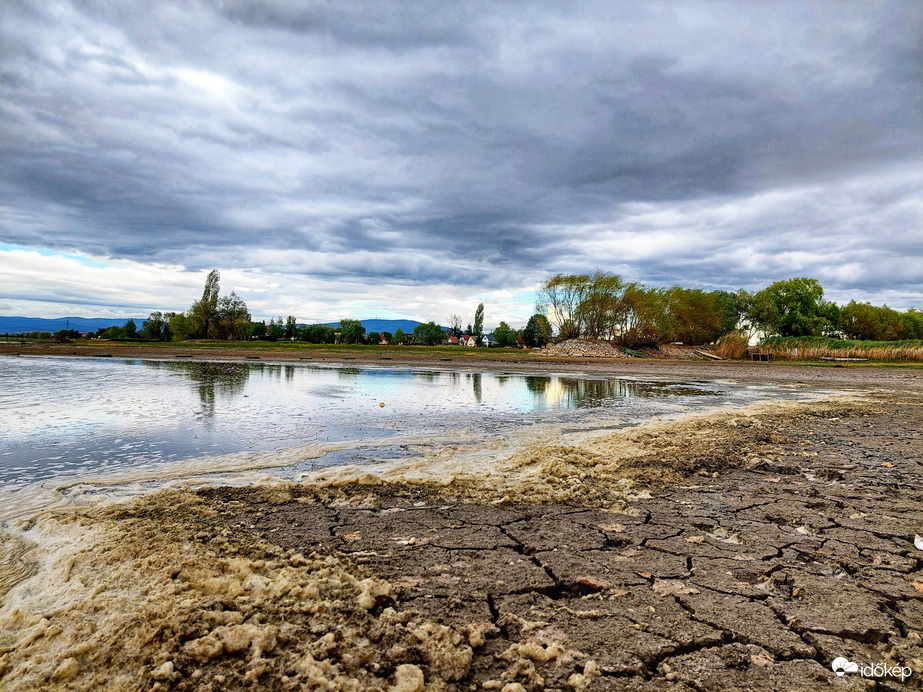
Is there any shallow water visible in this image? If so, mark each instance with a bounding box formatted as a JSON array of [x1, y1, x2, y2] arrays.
[[0, 355, 813, 502]]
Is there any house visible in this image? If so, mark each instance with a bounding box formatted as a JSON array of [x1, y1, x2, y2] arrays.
[[446, 335, 459, 346], [460, 335, 477, 347], [481, 334, 495, 347]]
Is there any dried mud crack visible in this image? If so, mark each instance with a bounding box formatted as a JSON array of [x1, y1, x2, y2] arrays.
[[1, 396, 922, 691]]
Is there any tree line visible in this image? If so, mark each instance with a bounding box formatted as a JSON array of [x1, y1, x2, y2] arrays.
[[41, 269, 920, 347], [538, 273, 922, 347]]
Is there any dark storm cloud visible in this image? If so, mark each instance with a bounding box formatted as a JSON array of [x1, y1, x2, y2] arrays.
[[1, 0, 921, 307]]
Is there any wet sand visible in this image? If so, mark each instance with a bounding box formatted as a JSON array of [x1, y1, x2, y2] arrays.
[[1, 360, 921, 690]]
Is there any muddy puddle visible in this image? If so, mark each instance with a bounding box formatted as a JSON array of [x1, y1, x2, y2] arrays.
[[0, 356, 833, 521]]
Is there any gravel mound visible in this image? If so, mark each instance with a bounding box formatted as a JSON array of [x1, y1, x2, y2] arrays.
[[639, 344, 710, 359], [541, 339, 630, 358]]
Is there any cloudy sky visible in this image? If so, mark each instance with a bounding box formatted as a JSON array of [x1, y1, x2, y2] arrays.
[[1, 1, 921, 325]]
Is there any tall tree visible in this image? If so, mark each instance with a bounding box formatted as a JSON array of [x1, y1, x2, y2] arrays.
[[189, 269, 221, 338], [473, 303, 485, 339]]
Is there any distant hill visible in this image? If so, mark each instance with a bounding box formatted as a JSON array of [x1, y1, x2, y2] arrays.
[[320, 319, 431, 333], [0, 316, 135, 334]]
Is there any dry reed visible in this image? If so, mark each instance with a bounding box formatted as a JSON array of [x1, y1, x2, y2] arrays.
[[759, 337, 923, 362], [715, 330, 750, 359]]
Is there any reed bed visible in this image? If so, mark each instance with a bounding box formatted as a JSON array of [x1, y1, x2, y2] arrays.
[[759, 337, 923, 362], [715, 330, 750, 359]]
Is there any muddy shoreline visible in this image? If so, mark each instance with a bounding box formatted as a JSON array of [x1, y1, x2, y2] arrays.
[[1, 385, 921, 690]]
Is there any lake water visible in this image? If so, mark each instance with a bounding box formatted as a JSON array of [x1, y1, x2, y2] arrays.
[[0, 355, 809, 501]]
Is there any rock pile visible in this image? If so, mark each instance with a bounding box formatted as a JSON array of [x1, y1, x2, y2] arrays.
[[641, 344, 700, 359], [540, 339, 630, 358]]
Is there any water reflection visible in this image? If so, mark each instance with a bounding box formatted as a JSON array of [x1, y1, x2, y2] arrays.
[[0, 356, 739, 492], [412, 370, 439, 382], [146, 361, 250, 418], [524, 377, 716, 408], [143, 362, 716, 416]]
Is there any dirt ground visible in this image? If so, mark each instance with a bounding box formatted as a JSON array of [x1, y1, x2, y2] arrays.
[[1, 359, 921, 691]]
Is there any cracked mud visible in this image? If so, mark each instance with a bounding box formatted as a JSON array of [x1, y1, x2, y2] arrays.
[[1, 393, 921, 691]]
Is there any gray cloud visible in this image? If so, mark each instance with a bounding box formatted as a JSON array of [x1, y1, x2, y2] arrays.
[[1, 0, 921, 312]]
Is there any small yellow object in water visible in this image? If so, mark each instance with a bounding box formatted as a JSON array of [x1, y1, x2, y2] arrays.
[[379, 402, 385, 408]]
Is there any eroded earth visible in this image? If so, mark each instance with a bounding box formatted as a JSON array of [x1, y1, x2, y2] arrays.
[[1, 394, 921, 691]]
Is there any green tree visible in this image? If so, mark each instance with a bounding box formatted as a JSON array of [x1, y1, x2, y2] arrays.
[[267, 318, 285, 342], [381, 331, 393, 344], [248, 320, 267, 339], [216, 292, 251, 339], [123, 319, 138, 338], [101, 325, 126, 339], [537, 273, 591, 340], [299, 324, 336, 343], [367, 331, 382, 344], [413, 321, 445, 346], [575, 271, 625, 339], [472, 303, 485, 339], [339, 319, 365, 344], [522, 314, 553, 348], [492, 321, 519, 347], [750, 277, 828, 337], [284, 316, 298, 340], [712, 291, 744, 335], [905, 309, 923, 339], [141, 311, 166, 340], [189, 269, 221, 338], [661, 287, 727, 344], [393, 328, 405, 345], [167, 312, 191, 341], [840, 301, 916, 341]]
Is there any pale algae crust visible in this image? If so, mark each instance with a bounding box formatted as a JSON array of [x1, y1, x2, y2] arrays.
[[1, 394, 921, 690]]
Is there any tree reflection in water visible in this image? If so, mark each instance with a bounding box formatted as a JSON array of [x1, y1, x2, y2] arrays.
[[469, 373, 482, 403], [145, 361, 251, 419], [524, 377, 655, 407]]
